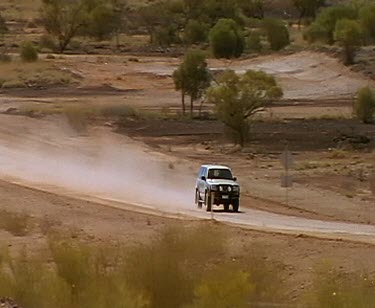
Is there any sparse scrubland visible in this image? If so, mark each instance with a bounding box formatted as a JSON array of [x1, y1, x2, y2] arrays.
[[0, 215, 375, 308], [0, 0, 374, 307]]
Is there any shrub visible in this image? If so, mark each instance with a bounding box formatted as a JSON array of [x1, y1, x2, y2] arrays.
[[207, 69, 283, 146], [184, 20, 209, 45], [246, 30, 262, 53], [87, 5, 113, 40], [125, 225, 225, 307], [359, 3, 375, 43], [1, 80, 26, 89], [0, 210, 32, 237], [334, 19, 363, 64], [20, 42, 38, 62], [0, 53, 11, 63], [304, 5, 357, 44], [194, 267, 254, 308], [354, 86, 375, 124], [304, 262, 375, 307], [209, 18, 245, 59], [39, 34, 57, 51], [152, 25, 180, 47], [262, 18, 290, 51]]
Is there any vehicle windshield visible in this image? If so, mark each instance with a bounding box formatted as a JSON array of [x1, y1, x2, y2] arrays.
[[207, 168, 233, 180]]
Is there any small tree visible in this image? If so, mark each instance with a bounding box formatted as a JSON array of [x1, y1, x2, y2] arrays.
[[334, 19, 362, 65], [85, 3, 116, 40], [204, 0, 241, 24], [138, 1, 182, 46], [20, 42, 38, 62], [0, 13, 9, 62], [184, 20, 209, 45], [173, 66, 187, 115], [207, 70, 283, 146], [236, 0, 264, 19], [0, 13, 8, 36], [262, 18, 290, 51], [246, 30, 262, 53], [359, 3, 375, 43], [173, 49, 211, 116], [304, 5, 357, 44], [40, 0, 88, 53], [291, 0, 325, 28], [355, 86, 375, 124], [209, 18, 244, 59]]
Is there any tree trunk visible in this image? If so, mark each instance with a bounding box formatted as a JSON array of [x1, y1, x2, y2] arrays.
[[181, 91, 186, 115], [115, 31, 120, 50], [343, 44, 355, 65], [190, 96, 194, 118]]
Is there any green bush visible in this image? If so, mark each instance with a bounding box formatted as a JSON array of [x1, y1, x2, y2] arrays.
[[84, 4, 117, 40], [39, 34, 57, 51], [152, 25, 180, 47], [246, 30, 262, 53], [20, 42, 38, 62], [354, 86, 375, 124], [262, 18, 290, 51], [194, 267, 254, 308], [184, 20, 209, 45], [304, 5, 357, 44], [334, 19, 363, 64], [209, 18, 245, 59], [359, 3, 375, 43]]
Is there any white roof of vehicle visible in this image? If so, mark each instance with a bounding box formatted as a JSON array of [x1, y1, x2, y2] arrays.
[[201, 164, 231, 170]]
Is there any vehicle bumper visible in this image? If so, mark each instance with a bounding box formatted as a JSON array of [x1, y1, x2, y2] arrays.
[[212, 192, 239, 204]]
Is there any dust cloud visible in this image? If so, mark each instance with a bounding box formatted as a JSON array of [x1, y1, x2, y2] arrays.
[[0, 116, 195, 211]]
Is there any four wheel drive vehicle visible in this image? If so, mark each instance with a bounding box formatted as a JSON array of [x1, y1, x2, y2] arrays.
[[195, 165, 240, 212]]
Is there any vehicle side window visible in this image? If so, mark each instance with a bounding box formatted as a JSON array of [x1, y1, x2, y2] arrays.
[[202, 168, 207, 178], [198, 167, 203, 178], [198, 167, 206, 178]]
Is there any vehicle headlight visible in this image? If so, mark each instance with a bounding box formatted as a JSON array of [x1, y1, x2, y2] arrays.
[[219, 186, 223, 192], [210, 185, 217, 191], [228, 186, 232, 192], [233, 186, 239, 192]]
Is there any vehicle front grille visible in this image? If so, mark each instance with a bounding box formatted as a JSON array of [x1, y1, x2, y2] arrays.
[[219, 185, 231, 192]]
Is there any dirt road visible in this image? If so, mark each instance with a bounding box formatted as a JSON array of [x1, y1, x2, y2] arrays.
[[0, 115, 374, 243]]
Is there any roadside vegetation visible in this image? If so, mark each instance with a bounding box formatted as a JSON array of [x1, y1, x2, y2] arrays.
[[0, 223, 374, 308], [0, 61, 73, 89], [0, 0, 372, 63], [207, 69, 283, 146], [355, 86, 375, 124]]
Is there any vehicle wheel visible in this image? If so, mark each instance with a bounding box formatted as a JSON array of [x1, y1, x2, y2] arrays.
[[196, 190, 202, 209], [232, 199, 239, 212], [223, 203, 230, 212], [205, 192, 212, 212]]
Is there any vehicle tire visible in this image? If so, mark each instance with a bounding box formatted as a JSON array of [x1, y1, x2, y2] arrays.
[[196, 190, 202, 209], [205, 191, 212, 212], [232, 199, 239, 212], [223, 203, 230, 212]]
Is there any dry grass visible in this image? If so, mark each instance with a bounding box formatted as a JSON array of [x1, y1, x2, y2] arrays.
[[0, 61, 73, 89], [0, 223, 373, 307], [0, 224, 286, 308], [0, 0, 41, 20], [303, 262, 375, 307], [0, 209, 32, 237]]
